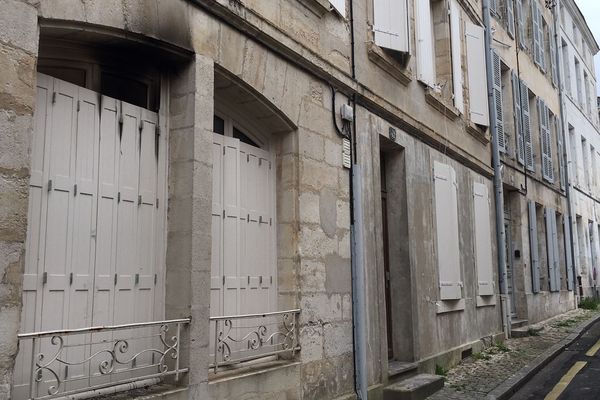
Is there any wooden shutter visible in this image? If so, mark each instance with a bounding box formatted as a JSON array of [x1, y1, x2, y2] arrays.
[[211, 134, 225, 318], [474, 182, 494, 296], [416, 0, 435, 86], [507, 0, 515, 38], [545, 208, 558, 292], [528, 201, 541, 293], [532, 1, 541, 66], [564, 215, 574, 291], [434, 161, 462, 300], [516, 0, 526, 49], [466, 22, 490, 126], [550, 25, 558, 87], [556, 116, 566, 190], [538, 99, 553, 182], [492, 51, 506, 152], [374, 0, 410, 53], [330, 0, 345, 16], [490, 0, 497, 15], [552, 213, 561, 291], [450, 0, 464, 114], [512, 72, 525, 164], [520, 80, 534, 171]]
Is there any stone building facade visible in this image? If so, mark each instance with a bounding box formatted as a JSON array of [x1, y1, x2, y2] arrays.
[[558, 0, 600, 299], [2, 0, 591, 399]]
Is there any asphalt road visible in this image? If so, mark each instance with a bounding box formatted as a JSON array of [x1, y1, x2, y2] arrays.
[[510, 318, 600, 400]]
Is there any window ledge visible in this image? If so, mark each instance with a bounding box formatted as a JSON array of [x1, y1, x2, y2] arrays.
[[466, 122, 490, 145], [297, 0, 331, 17], [436, 298, 466, 314], [367, 42, 412, 86], [424, 88, 460, 120], [476, 295, 497, 308], [209, 359, 300, 383]]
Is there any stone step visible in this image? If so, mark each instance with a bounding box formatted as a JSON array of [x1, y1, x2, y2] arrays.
[[511, 319, 529, 329], [511, 325, 544, 338], [383, 373, 444, 400], [388, 361, 419, 383]]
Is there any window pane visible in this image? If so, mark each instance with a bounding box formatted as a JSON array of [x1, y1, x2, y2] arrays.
[[213, 115, 225, 135], [233, 126, 259, 148]]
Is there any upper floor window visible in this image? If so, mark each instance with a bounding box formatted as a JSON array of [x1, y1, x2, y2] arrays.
[[373, 0, 410, 54]]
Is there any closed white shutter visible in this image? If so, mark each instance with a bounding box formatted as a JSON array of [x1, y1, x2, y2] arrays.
[[492, 51, 505, 152], [373, 0, 410, 53], [507, 0, 515, 38], [450, 0, 464, 114], [516, 0, 526, 49], [545, 208, 557, 291], [416, 0, 435, 86], [512, 72, 525, 164], [520, 80, 534, 171], [466, 22, 490, 126], [330, 0, 345, 16], [528, 201, 541, 293], [564, 215, 574, 291], [550, 26, 558, 87], [434, 161, 462, 300], [211, 134, 225, 318], [473, 182, 494, 296]]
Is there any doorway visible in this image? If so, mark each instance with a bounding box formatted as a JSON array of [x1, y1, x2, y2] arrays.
[[381, 155, 394, 360]]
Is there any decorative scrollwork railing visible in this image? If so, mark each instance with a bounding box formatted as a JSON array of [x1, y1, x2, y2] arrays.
[[209, 309, 301, 372], [17, 318, 190, 399]]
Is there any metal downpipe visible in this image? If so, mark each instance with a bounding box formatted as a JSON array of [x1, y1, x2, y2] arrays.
[[482, 0, 511, 338]]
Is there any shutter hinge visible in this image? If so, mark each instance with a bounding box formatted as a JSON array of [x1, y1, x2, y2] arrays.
[[154, 273, 157, 285], [138, 195, 142, 205], [156, 198, 159, 208], [42, 271, 47, 285], [77, 100, 80, 112], [247, 154, 250, 162], [269, 161, 272, 170], [270, 217, 272, 226], [135, 273, 139, 285], [73, 184, 77, 196], [222, 209, 225, 219], [248, 275, 250, 285], [270, 275, 273, 285], [223, 146, 226, 155], [114, 274, 118, 285], [69, 272, 73, 285], [48, 179, 53, 192], [155, 125, 160, 159], [117, 192, 121, 203], [118, 102, 124, 141], [259, 275, 263, 285], [259, 158, 262, 167], [222, 276, 225, 285], [52, 92, 57, 104]]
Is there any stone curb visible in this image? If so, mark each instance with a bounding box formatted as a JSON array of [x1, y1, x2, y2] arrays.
[[485, 312, 600, 400]]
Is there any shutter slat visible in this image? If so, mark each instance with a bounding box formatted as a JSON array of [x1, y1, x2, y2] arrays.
[[528, 201, 541, 293]]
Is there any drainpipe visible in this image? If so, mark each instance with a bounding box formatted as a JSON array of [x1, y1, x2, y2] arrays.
[[482, 0, 511, 338], [552, 0, 578, 308]]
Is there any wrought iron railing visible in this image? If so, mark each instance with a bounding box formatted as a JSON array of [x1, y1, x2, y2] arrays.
[[17, 318, 190, 399], [209, 309, 301, 372]]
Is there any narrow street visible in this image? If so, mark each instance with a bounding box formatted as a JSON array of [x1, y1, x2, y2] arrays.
[[511, 318, 600, 400]]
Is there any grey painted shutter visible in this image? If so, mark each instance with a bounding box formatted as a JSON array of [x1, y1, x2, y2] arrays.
[[516, 0, 526, 49], [545, 208, 557, 292], [556, 116, 566, 190], [512, 72, 524, 164], [330, 0, 345, 16], [564, 215, 574, 291], [550, 26, 558, 87], [532, 1, 541, 67], [373, 0, 410, 53], [537, 6, 545, 70], [434, 161, 463, 300], [521, 80, 534, 171], [539, 98, 552, 182], [491, 0, 498, 15], [474, 182, 494, 296], [528, 201, 541, 293], [466, 23, 490, 126], [552, 213, 561, 291], [507, 0, 515, 38], [545, 106, 553, 181], [493, 51, 506, 152]]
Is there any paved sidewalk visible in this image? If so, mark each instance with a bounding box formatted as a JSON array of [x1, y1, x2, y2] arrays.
[[428, 308, 600, 400]]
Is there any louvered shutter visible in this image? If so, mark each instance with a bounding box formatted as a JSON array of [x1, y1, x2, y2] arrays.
[[512, 72, 525, 164], [416, 0, 435, 85], [330, 0, 345, 16], [434, 161, 462, 300], [552, 213, 561, 291], [556, 116, 566, 190], [466, 23, 490, 126], [521, 80, 534, 170], [450, 0, 464, 113], [545, 106, 553, 181], [493, 51, 506, 152], [373, 0, 410, 52], [507, 0, 515, 38], [491, 0, 498, 15], [539, 99, 550, 181], [474, 182, 494, 296], [528, 201, 541, 293], [564, 215, 574, 291], [546, 208, 558, 291], [550, 26, 558, 87], [532, 1, 541, 67], [516, 0, 526, 49]]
